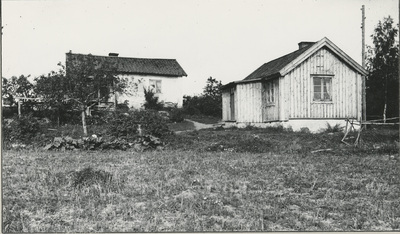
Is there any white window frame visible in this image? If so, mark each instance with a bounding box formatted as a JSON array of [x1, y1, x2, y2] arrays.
[[265, 80, 275, 104], [312, 76, 333, 102], [264, 80, 275, 105], [149, 79, 162, 94]]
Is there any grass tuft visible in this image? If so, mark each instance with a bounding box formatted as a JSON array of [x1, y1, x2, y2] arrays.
[[68, 167, 113, 189]]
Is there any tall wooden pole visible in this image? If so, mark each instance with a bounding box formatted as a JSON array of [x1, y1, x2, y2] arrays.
[[361, 5, 367, 124]]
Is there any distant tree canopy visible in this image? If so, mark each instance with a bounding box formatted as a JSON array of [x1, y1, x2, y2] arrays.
[[203, 76, 222, 98], [366, 16, 399, 120], [183, 76, 222, 117], [2, 75, 35, 106]]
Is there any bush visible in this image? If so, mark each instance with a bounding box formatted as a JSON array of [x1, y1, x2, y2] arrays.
[[44, 134, 165, 151], [324, 123, 344, 133], [2, 114, 42, 144], [183, 95, 221, 117], [300, 127, 310, 133], [169, 108, 185, 122], [134, 110, 171, 137], [143, 88, 163, 111], [2, 106, 18, 118], [105, 110, 171, 140]]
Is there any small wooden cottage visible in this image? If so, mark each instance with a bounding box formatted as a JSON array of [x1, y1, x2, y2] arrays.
[[221, 37, 368, 132]]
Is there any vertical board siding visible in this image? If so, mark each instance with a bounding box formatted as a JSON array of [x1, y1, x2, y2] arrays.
[[222, 91, 230, 121], [287, 48, 361, 119], [236, 83, 262, 122]]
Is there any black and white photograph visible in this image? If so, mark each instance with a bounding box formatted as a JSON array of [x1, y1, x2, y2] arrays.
[[1, 0, 399, 232]]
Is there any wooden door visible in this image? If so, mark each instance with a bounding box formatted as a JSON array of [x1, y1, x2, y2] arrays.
[[262, 79, 279, 121], [230, 87, 235, 121]]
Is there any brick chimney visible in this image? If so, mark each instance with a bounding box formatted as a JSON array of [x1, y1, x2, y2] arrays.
[[298, 41, 314, 49], [108, 53, 119, 57]]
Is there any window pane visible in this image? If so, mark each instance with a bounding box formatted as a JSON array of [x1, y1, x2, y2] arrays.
[[314, 85, 321, 93], [313, 77, 321, 85], [271, 86, 274, 103], [156, 80, 162, 93], [324, 78, 331, 100], [314, 92, 321, 100]]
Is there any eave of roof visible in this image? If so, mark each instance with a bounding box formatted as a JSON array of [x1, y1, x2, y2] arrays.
[[66, 53, 188, 77], [243, 44, 314, 81]]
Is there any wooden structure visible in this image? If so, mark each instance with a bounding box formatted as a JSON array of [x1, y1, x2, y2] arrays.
[[342, 117, 400, 146], [15, 97, 43, 117], [221, 37, 369, 132]]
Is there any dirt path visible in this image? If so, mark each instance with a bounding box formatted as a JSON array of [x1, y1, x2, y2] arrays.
[[185, 119, 216, 130], [174, 119, 221, 134]]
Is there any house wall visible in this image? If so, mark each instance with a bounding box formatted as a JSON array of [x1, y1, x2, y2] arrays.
[[223, 118, 360, 133], [284, 47, 362, 120], [114, 74, 184, 109], [236, 82, 263, 123]]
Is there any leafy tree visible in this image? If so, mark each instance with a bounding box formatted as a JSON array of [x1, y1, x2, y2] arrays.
[[64, 54, 129, 135], [34, 63, 71, 125], [183, 77, 223, 117], [203, 76, 222, 98], [2, 75, 35, 106], [35, 55, 129, 135], [366, 16, 399, 121]]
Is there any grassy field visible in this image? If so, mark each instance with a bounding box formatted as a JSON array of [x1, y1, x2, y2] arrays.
[[2, 127, 399, 232]]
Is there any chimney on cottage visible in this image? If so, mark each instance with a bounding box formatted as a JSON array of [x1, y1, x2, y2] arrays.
[[298, 41, 314, 49], [108, 53, 119, 57]]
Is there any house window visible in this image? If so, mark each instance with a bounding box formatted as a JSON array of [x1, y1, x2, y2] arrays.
[[149, 79, 162, 93], [313, 76, 332, 101], [265, 81, 274, 103]]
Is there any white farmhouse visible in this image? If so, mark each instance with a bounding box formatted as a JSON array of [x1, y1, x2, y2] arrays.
[[66, 52, 187, 109]]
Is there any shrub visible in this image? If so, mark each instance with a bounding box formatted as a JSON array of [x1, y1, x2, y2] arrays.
[[183, 95, 221, 117], [169, 108, 185, 122], [105, 112, 141, 140], [324, 123, 344, 133], [2, 114, 41, 144], [300, 127, 310, 133], [105, 110, 171, 139], [68, 167, 113, 189], [134, 110, 171, 137], [2, 106, 18, 118], [86, 111, 109, 125], [44, 134, 165, 151], [143, 88, 163, 110]]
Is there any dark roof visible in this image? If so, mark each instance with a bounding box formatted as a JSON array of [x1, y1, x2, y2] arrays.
[[243, 43, 315, 81], [66, 53, 187, 77]]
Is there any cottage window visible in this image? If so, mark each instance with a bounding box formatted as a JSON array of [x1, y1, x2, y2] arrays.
[[149, 79, 162, 93], [313, 77, 332, 101], [266, 81, 275, 103]]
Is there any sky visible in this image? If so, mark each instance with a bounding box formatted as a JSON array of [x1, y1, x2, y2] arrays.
[[2, 0, 399, 95]]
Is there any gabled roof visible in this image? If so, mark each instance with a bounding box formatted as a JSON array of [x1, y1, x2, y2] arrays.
[[243, 43, 314, 81], [66, 53, 187, 77], [224, 37, 368, 88]]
